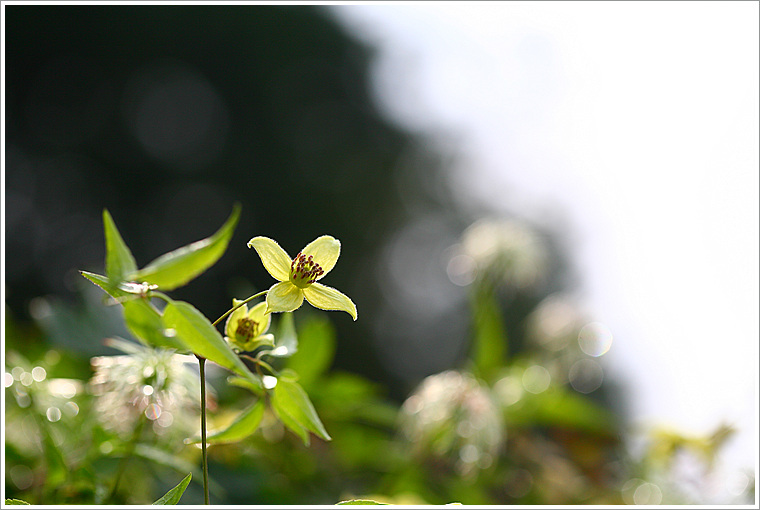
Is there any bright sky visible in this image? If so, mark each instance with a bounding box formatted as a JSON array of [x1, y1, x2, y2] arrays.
[[333, 0, 759, 490]]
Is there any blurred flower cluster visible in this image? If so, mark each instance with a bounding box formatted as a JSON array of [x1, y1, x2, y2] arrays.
[[400, 370, 503, 476], [454, 218, 549, 290], [89, 338, 201, 440]]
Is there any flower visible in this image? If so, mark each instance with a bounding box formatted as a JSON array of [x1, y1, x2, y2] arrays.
[[247, 235, 357, 320], [399, 370, 503, 475], [89, 338, 200, 440], [224, 300, 275, 351]]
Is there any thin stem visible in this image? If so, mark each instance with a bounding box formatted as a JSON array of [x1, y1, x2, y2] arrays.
[[108, 414, 146, 503], [239, 353, 278, 377], [211, 290, 268, 327], [197, 355, 210, 505]]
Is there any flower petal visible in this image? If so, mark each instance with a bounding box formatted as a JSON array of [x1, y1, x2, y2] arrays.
[[300, 235, 340, 279], [303, 282, 357, 321], [265, 281, 305, 315], [224, 299, 248, 339], [247, 236, 292, 282], [247, 301, 271, 335]]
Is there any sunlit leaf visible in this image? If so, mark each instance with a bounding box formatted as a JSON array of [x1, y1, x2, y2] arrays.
[[272, 398, 310, 446], [189, 400, 265, 445], [80, 270, 132, 300], [162, 300, 259, 385], [337, 500, 389, 505], [103, 209, 138, 285], [4, 499, 31, 505], [152, 473, 191, 505], [133, 204, 240, 291], [285, 314, 336, 386], [123, 299, 187, 352], [227, 375, 264, 396], [271, 378, 331, 444]]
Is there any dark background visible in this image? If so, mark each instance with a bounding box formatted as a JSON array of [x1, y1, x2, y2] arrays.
[[5, 5, 576, 398]]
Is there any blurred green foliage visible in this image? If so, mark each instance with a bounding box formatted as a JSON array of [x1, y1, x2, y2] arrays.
[[5, 261, 752, 504], [4, 4, 754, 506]]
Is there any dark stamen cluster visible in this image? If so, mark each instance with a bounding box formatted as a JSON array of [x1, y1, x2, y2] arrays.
[[290, 252, 324, 285], [236, 318, 258, 342]]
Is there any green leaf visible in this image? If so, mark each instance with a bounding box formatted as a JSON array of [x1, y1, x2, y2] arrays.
[[103, 209, 138, 285], [285, 315, 336, 387], [337, 500, 389, 505], [4, 499, 31, 505], [227, 375, 264, 395], [152, 473, 192, 505], [162, 300, 258, 385], [80, 270, 132, 300], [509, 385, 617, 434], [272, 398, 310, 446], [271, 378, 331, 445], [133, 204, 240, 291], [189, 400, 265, 445], [123, 299, 188, 352], [269, 312, 298, 357], [470, 283, 507, 381]]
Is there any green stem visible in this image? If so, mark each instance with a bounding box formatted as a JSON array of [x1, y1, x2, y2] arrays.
[[108, 414, 146, 503], [239, 353, 278, 377], [197, 355, 210, 505], [211, 290, 268, 327]]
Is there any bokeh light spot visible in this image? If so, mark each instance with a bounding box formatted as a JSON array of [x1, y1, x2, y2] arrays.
[[446, 253, 477, 286], [46, 406, 62, 422], [577, 321, 613, 357], [568, 358, 604, 394], [64, 401, 80, 417], [633, 482, 663, 505], [20, 372, 34, 387], [31, 366, 47, 382], [522, 365, 551, 394], [494, 375, 523, 406], [48, 379, 79, 399], [10, 464, 34, 491], [145, 403, 162, 421]]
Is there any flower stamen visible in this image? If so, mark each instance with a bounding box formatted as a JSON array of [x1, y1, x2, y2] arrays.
[[289, 252, 324, 288], [235, 318, 258, 343]]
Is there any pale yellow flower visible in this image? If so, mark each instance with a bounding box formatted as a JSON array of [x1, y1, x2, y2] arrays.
[[247, 235, 357, 320], [224, 300, 275, 351]]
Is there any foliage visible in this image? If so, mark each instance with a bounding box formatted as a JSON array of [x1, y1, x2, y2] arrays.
[[4, 210, 753, 505]]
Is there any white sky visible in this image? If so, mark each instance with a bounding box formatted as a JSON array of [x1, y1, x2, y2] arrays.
[[333, 0, 759, 485]]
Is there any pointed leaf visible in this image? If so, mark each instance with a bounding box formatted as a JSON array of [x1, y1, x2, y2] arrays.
[[271, 378, 331, 443], [123, 299, 188, 352], [189, 400, 265, 445], [81, 270, 132, 300], [271, 395, 311, 446], [4, 499, 31, 505], [162, 300, 258, 385], [227, 375, 264, 396], [134, 204, 240, 291], [285, 315, 336, 387], [103, 209, 138, 285], [152, 473, 192, 505]]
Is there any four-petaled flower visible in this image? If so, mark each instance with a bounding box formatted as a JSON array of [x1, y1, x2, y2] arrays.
[[247, 235, 357, 320], [224, 300, 275, 351]]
